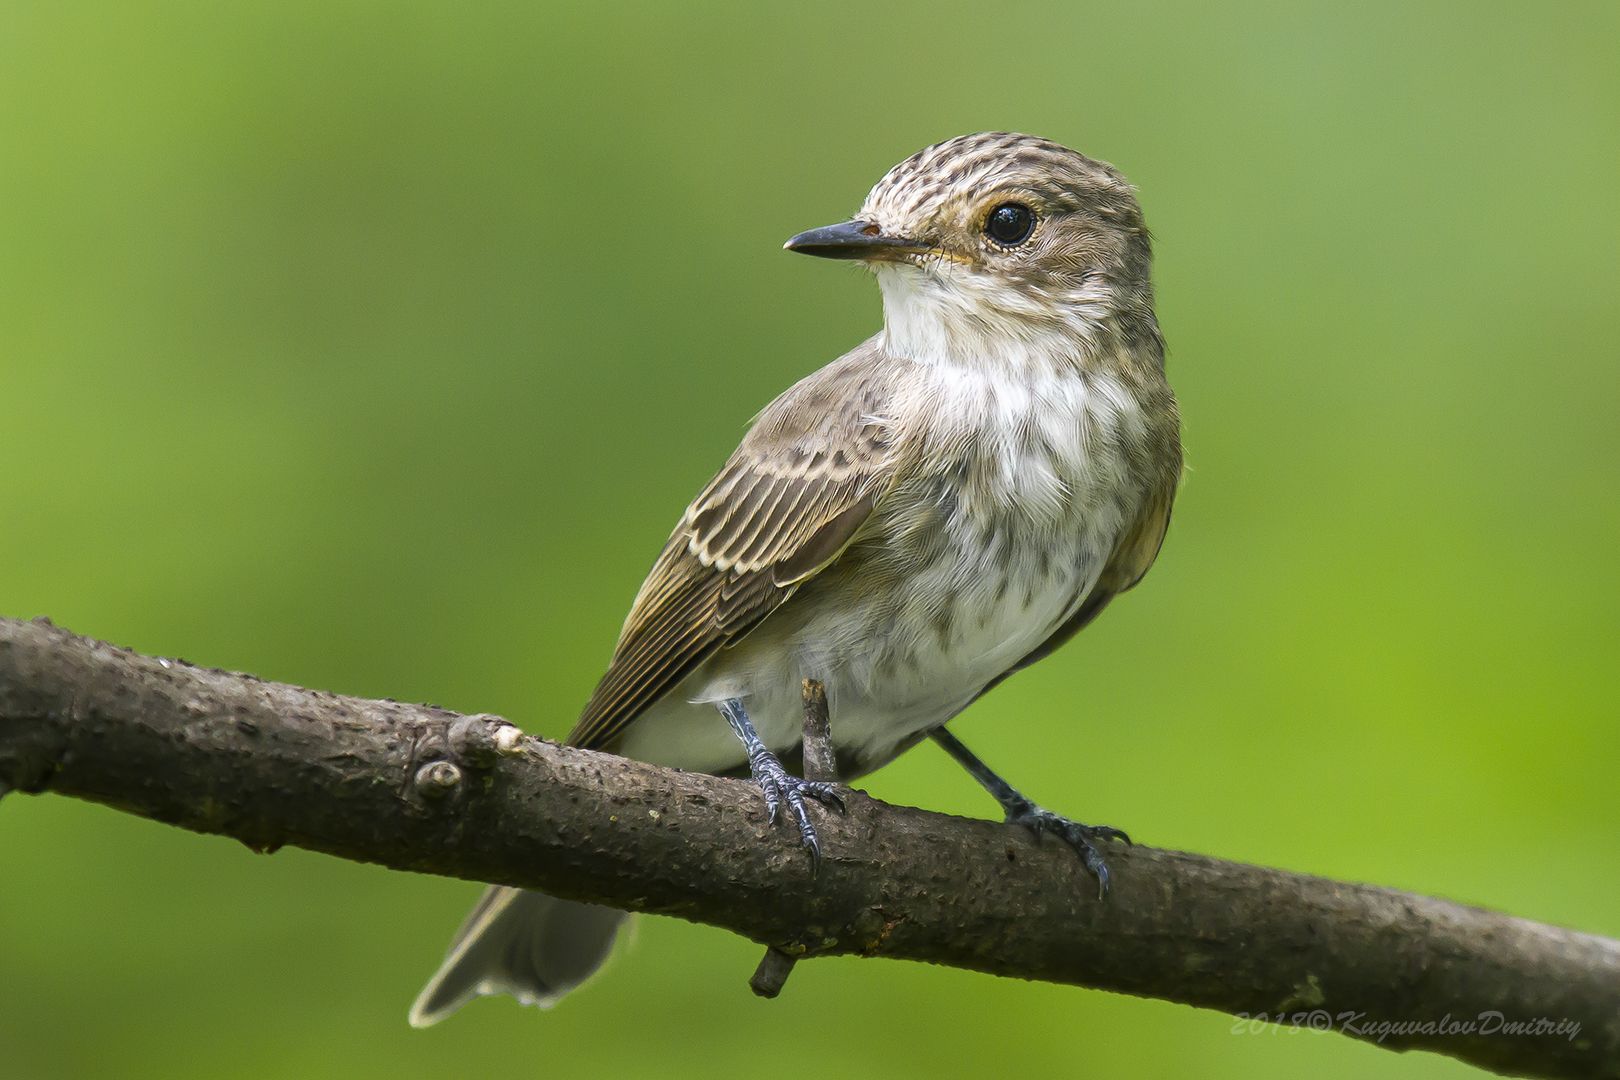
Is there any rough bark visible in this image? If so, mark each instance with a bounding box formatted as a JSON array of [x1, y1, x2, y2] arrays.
[[0, 616, 1615, 1078]]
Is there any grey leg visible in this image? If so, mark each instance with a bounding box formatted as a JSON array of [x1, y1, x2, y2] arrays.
[[931, 727, 1129, 898]]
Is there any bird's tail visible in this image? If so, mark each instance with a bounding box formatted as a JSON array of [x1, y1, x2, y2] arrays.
[[408, 886, 628, 1027]]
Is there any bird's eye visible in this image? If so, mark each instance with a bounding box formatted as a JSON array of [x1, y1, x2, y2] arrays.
[[984, 203, 1036, 246]]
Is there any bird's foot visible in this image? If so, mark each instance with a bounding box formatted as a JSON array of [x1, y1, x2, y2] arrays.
[[1005, 798, 1130, 899], [747, 749, 845, 870]]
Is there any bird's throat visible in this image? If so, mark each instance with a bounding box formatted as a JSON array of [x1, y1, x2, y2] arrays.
[[873, 264, 1114, 376]]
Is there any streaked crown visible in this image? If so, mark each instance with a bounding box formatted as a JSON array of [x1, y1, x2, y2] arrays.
[[866, 133, 1132, 224]]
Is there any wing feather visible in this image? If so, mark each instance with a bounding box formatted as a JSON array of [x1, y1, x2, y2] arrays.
[[721, 475, 792, 566], [568, 342, 900, 751]]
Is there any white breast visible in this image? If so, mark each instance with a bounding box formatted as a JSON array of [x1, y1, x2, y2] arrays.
[[816, 361, 1142, 759]]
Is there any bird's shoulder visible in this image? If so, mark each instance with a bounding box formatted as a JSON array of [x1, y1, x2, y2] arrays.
[[685, 335, 912, 575]]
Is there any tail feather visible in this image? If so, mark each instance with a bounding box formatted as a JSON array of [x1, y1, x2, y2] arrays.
[[408, 886, 627, 1027]]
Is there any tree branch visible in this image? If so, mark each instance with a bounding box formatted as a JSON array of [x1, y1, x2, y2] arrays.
[[0, 616, 1614, 1078]]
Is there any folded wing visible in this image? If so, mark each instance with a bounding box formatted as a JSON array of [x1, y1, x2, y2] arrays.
[[568, 345, 900, 751]]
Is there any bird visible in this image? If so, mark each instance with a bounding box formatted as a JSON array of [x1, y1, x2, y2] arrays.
[[409, 131, 1182, 1027]]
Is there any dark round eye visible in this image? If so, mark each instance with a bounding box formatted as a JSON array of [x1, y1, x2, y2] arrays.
[[984, 202, 1036, 246]]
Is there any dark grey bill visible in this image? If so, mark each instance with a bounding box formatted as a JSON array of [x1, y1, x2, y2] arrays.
[[783, 219, 927, 260]]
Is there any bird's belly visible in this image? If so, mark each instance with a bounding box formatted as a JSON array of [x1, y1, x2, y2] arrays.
[[616, 515, 1114, 778]]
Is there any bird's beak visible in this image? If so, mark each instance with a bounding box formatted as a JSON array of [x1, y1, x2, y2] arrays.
[[783, 219, 928, 261]]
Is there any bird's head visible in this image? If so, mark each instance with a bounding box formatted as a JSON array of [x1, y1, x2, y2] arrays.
[[785, 132, 1155, 366]]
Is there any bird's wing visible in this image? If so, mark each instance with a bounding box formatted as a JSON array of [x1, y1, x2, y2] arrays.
[[567, 344, 901, 752]]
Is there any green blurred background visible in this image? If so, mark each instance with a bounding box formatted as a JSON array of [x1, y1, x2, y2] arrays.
[[3, 2, 1617, 1077]]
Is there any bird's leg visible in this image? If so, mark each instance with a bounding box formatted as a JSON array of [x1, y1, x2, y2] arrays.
[[718, 698, 844, 867], [930, 727, 1128, 898]]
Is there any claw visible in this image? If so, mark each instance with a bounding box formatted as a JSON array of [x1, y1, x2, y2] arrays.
[[719, 697, 844, 871], [1007, 804, 1129, 899], [1090, 825, 1132, 847], [802, 780, 846, 814], [747, 752, 844, 870]]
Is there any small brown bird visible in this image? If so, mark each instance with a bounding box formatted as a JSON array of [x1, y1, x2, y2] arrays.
[[410, 132, 1182, 1026]]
